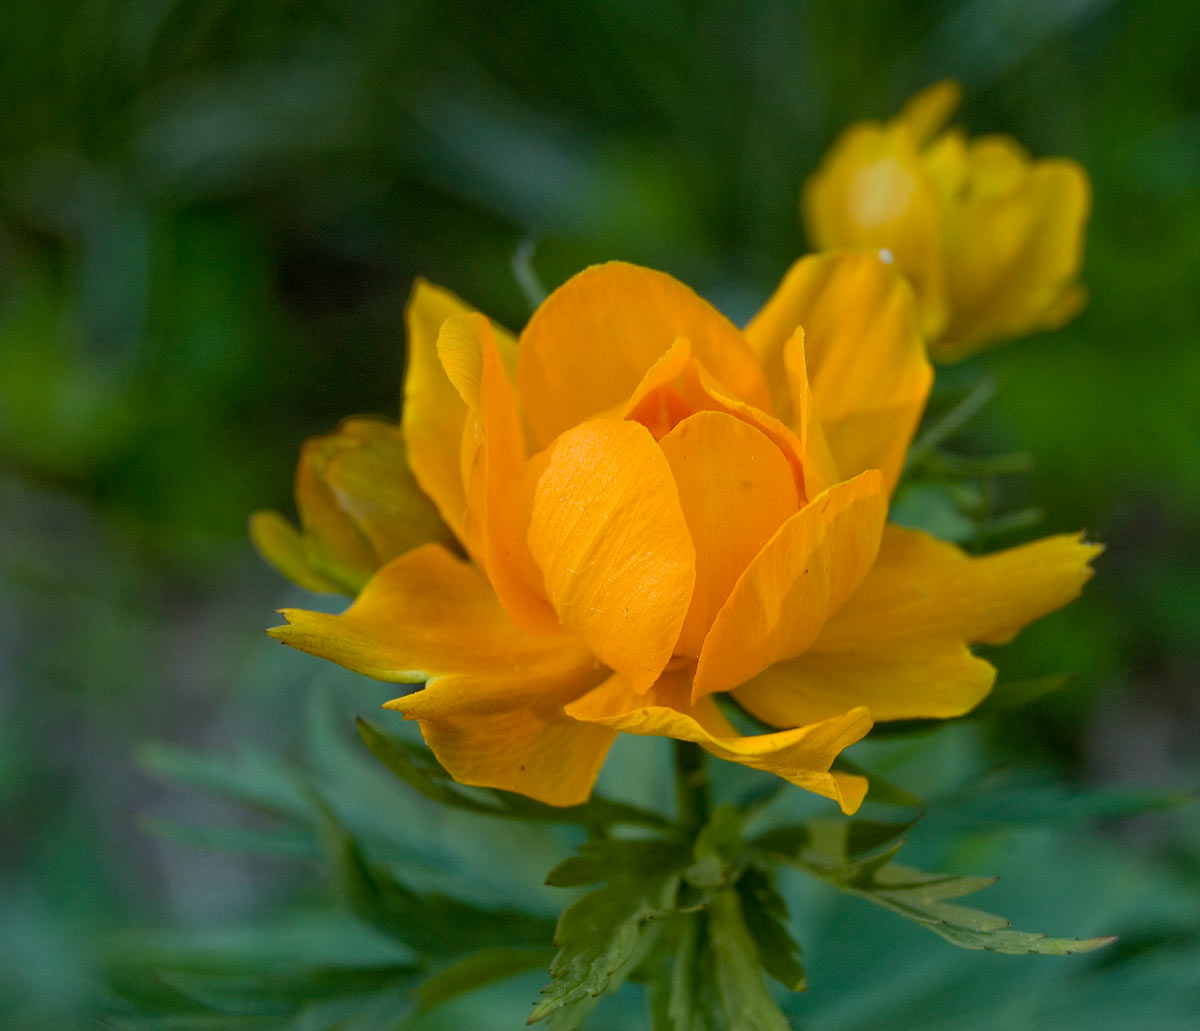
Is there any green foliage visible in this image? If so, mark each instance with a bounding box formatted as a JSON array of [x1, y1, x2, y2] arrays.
[[757, 820, 1114, 956], [530, 871, 678, 1026]]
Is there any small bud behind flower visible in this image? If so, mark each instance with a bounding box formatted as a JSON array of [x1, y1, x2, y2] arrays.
[[803, 80, 1091, 360], [251, 418, 451, 594]]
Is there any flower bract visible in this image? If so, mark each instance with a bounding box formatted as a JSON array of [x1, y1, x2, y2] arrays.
[[260, 256, 1099, 813]]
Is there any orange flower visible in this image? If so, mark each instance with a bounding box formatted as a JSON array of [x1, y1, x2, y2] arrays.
[[803, 82, 1091, 360], [262, 256, 1098, 813]]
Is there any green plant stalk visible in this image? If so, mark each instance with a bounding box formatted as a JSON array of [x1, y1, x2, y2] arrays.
[[674, 740, 711, 835]]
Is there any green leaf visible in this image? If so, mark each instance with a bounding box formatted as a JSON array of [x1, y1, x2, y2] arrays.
[[763, 820, 1115, 957], [837, 862, 1116, 955], [654, 915, 717, 1031], [546, 838, 690, 888], [707, 889, 791, 1031], [415, 947, 554, 1010], [137, 741, 311, 819], [313, 793, 555, 956], [970, 674, 1075, 716], [905, 374, 997, 467], [529, 873, 679, 1025], [137, 815, 316, 858], [736, 868, 806, 992], [356, 718, 668, 828], [685, 805, 748, 890]]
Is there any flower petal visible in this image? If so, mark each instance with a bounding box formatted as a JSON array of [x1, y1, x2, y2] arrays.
[[801, 125, 948, 340], [436, 313, 556, 630], [402, 279, 518, 546], [744, 252, 932, 493], [734, 638, 995, 726], [386, 672, 615, 807], [936, 152, 1091, 360], [694, 470, 887, 700], [781, 327, 840, 498], [897, 80, 962, 144], [658, 411, 798, 656], [620, 338, 810, 500], [814, 525, 1103, 650], [249, 510, 350, 594], [268, 543, 589, 682], [270, 544, 608, 806], [525, 419, 695, 692], [518, 262, 771, 447], [566, 671, 872, 814], [319, 418, 451, 559], [252, 418, 451, 595]]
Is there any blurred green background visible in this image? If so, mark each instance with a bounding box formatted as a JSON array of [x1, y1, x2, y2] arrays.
[[2, 0, 1198, 1028]]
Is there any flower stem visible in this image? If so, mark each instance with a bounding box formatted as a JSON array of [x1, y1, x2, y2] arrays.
[[673, 740, 711, 833]]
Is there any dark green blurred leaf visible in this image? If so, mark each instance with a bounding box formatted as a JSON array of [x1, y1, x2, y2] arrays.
[[736, 868, 806, 992], [137, 741, 310, 819], [137, 815, 316, 858], [313, 796, 555, 957]]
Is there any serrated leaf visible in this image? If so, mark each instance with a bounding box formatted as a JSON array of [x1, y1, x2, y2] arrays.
[[529, 873, 678, 1025], [842, 860, 1115, 954], [707, 889, 791, 1031], [736, 868, 806, 992], [415, 947, 554, 1010], [356, 718, 667, 828], [546, 838, 689, 887], [759, 819, 1115, 957]]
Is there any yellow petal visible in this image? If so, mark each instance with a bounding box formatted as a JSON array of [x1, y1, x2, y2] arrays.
[[814, 525, 1103, 651], [525, 419, 695, 692], [270, 543, 608, 806], [802, 125, 948, 340], [317, 418, 451, 561], [435, 313, 555, 630], [734, 638, 995, 726], [781, 327, 840, 498], [386, 670, 615, 807], [518, 262, 771, 447], [292, 429, 379, 583], [694, 470, 887, 699], [566, 670, 872, 814], [253, 417, 451, 595], [402, 279, 518, 545], [744, 253, 932, 493], [935, 154, 1091, 359], [620, 338, 811, 501], [249, 510, 351, 594], [658, 411, 798, 656], [268, 543, 589, 682], [897, 80, 962, 144]]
